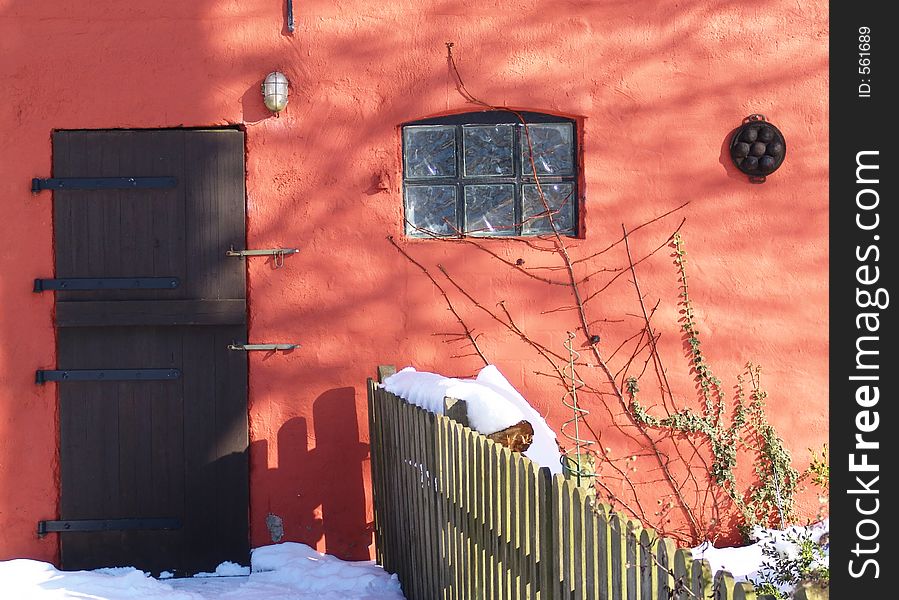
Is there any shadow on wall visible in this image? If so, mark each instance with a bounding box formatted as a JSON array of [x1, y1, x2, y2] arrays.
[[250, 387, 371, 561]]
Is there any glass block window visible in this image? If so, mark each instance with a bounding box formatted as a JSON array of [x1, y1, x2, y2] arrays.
[[402, 111, 578, 238]]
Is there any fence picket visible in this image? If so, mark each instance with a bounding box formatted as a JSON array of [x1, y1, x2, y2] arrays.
[[463, 428, 478, 600], [390, 393, 407, 594], [419, 407, 438, 598], [408, 405, 422, 598], [430, 411, 444, 597], [560, 479, 574, 599], [714, 570, 736, 600], [445, 418, 457, 600], [384, 392, 400, 584], [609, 511, 627, 599], [368, 384, 382, 564], [525, 461, 539, 599], [379, 388, 392, 568], [402, 401, 421, 598], [373, 387, 386, 569], [594, 503, 612, 600], [453, 422, 465, 600], [412, 405, 427, 599], [445, 416, 458, 600], [423, 408, 437, 598], [366, 380, 381, 565], [583, 495, 598, 600], [459, 427, 470, 600], [639, 529, 658, 600], [473, 435, 486, 600], [691, 559, 713, 599], [626, 519, 642, 600], [509, 453, 523, 598], [487, 434, 497, 599], [572, 486, 588, 600], [537, 466, 553, 600], [655, 536, 676, 600], [793, 584, 829, 600], [499, 446, 513, 599], [551, 475, 565, 598], [733, 581, 756, 600], [672, 549, 693, 600], [436, 415, 450, 600]]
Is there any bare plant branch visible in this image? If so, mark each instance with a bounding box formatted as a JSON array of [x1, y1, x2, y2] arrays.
[[572, 201, 691, 265], [387, 235, 489, 366], [581, 218, 687, 299]]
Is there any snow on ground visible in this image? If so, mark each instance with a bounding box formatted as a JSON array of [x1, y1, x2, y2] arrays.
[[382, 365, 563, 474], [691, 519, 829, 593], [192, 561, 251, 578], [0, 542, 405, 600]]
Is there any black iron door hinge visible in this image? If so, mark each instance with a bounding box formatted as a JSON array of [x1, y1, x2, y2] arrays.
[[33, 277, 180, 292], [37, 518, 182, 536], [31, 177, 177, 193], [35, 369, 181, 385]]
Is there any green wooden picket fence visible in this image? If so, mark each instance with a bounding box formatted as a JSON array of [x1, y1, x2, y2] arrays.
[[368, 369, 815, 600]]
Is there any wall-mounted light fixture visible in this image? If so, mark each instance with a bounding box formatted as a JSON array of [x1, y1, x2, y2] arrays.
[[729, 114, 786, 183], [261, 71, 289, 114]]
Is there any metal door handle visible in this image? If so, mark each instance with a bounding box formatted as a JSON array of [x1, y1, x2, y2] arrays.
[[227, 343, 300, 351], [226, 246, 298, 268]]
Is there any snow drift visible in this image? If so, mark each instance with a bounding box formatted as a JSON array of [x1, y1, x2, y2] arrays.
[[382, 365, 563, 474], [691, 518, 829, 594], [0, 542, 405, 600]]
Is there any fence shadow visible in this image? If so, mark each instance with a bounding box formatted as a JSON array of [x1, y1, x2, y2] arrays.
[[251, 386, 371, 560]]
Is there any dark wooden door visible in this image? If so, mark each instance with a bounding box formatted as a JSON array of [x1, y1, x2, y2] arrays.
[[50, 129, 248, 575]]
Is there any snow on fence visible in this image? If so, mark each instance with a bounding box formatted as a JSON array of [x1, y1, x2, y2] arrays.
[[368, 367, 821, 600]]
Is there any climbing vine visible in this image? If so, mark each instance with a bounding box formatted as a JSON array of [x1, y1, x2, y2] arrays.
[[627, 233, 800, 536]]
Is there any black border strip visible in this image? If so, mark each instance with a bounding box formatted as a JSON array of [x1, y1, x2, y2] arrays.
[[830, 4, 896, 595]]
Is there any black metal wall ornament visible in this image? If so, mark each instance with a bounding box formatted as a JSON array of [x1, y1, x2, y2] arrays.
[[729, 114, 786, 183]]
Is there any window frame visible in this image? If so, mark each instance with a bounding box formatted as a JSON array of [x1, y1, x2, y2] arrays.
[[401, 111, 579, 238]]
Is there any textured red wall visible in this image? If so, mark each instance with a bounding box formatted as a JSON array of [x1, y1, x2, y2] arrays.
[[0, 0, 828, 561]]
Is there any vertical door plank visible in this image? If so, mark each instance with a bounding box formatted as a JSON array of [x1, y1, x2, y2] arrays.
[[183, 130, 246, 301], [181, 327, 220, 569], [212, 326, 250, 564]]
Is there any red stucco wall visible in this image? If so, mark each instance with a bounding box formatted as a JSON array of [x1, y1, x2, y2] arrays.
[[0, 1, 827, 562]]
